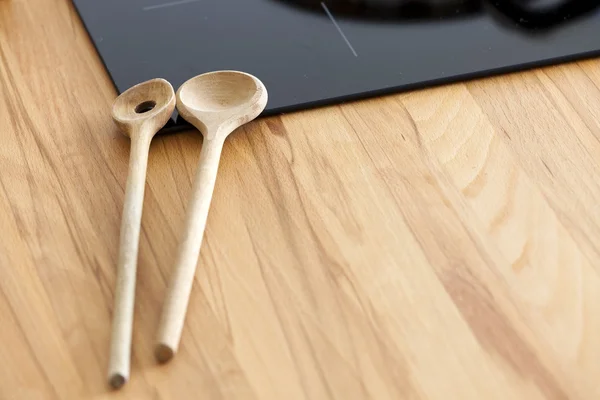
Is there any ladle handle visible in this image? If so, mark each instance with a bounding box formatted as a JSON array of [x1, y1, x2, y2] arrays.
[[155, 137, 225, 362], [108, 134, 152, 388]]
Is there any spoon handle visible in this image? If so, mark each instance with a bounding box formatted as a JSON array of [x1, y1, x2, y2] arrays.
[[155, 137, 225, 362], [108, 134, 152, 388]]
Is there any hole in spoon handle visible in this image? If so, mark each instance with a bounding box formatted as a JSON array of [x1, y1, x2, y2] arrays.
[[155, 137, 225, 361], [135, 100, 156, 114]]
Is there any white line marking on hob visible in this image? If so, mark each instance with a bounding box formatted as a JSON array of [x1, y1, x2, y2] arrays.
[[143, 0, 200, 11], [321, 2, 358, 57]]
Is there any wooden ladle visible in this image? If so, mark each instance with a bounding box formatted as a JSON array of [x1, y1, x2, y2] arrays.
[[155, 71, 268, 362], [109, 78, 176, 388]]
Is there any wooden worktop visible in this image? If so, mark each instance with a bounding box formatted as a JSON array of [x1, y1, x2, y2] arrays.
[[2, 1, 600, 399]]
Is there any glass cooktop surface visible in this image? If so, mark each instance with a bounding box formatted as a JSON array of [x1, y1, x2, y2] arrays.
[[72, 0, 600, 131]]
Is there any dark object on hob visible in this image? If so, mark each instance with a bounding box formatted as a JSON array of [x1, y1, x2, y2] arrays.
[[287, 0, 600, 30], [72, 0, 600, 132]]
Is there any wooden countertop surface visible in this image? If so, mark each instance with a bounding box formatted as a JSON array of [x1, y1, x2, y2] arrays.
[[2, 1, 600, 399]]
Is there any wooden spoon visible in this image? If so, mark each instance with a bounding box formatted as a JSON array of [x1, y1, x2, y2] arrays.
[[108, 78, 175, 388], [155, 71, 268, 362]]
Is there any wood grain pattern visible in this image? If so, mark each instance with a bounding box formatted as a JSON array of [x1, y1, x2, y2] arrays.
[[1, 0, 599, 399]]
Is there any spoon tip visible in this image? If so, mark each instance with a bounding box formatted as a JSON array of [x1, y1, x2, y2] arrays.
[[108, 372, 126, 389], [155, 343, 174, 363]]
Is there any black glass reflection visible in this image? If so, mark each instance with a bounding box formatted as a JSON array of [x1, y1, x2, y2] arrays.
[[487, 0, 600, 30], [279, 0, 600, 31]]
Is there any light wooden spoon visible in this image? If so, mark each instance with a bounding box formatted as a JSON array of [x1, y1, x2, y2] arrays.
[[155, 71, 268, 363], [109, 78, 175, 388]]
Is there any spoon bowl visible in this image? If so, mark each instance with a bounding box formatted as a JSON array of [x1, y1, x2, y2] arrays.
[[176, 70, 267, 138], [112, 78, 176, 138], [156, 71, 267, 363]]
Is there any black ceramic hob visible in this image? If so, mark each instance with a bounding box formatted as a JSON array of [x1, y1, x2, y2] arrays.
[[72, 0, 600, 132]]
